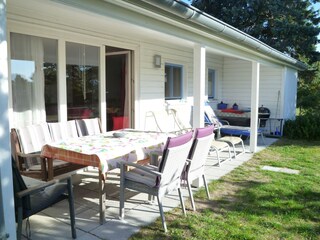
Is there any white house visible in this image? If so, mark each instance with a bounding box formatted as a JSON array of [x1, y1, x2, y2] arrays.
[[0, 0, 306, 238]]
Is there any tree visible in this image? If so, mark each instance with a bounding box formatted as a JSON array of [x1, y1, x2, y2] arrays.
[[192, 0, 320, 113], [192, 0, 319, 62]]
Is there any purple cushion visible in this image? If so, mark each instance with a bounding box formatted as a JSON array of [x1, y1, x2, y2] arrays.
[[195, 125, 214, 138], [158, 131, 193, 174], [164, 131, 194, 149]]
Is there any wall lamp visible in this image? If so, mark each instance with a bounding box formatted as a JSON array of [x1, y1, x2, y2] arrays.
[[154, 54, 161, 68]]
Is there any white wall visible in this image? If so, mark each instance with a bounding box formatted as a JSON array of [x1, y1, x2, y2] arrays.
[[282, 67, 298, 119], [206, 52, 224, 110], [6, 0, 299, 131], [222, 57, 286, 119], [222, 57, 252, 109], [138, 42, 193, 126], [260, 65, 283, 118]]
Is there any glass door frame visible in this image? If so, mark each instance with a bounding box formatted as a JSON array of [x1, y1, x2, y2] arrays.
[[105, 50, 132, 130]]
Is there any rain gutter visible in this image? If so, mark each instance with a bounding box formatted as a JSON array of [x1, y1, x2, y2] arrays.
[[132, 0, 307, 71]]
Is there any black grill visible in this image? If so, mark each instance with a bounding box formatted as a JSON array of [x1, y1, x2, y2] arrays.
[[258, 106, 270, 127]]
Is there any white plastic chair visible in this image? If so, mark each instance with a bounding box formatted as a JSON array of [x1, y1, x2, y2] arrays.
[[204, 105, 246, 158], [48, 120, 79, 141], [76, 118, 102, 136], [181, 125, 214, 211], [12, 123, 82, 181], [119, 131, 194, 232]]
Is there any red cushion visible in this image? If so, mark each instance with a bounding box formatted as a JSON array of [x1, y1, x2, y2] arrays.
[[112, 116, 129, 130]]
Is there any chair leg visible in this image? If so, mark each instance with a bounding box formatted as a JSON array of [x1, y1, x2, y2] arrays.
[[240, 139, 246, 154], [202, 174, 210, 200], [178, 187, 186, 216], [157, 196, 167, 232], [186, 179, 196, 211], [67, 178, 77, 239], [216, 150, 221, 166], [231, 142, 237, 158], [46, 158, 54, 181], [260, 132, 266, 145], [225, 145, 232, 161], [16, 206, 23, 240], [210, 146, 221, 166]]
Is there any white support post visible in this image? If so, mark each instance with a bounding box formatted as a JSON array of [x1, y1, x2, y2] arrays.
[[100, 46, 106, 132], [193, 44, 206, 128], [250, 61, 260, 152], [0, 0, 17, 238], [58, 40, 67, 122], [192, 44, 206, 188]]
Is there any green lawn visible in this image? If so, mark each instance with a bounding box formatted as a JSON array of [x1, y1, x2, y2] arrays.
[[130, 139, 320, 240]]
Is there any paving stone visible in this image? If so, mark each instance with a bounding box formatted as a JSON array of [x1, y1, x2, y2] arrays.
[[262, 165, 300, 174]]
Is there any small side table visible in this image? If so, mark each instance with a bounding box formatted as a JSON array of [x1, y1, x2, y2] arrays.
[[262, 118, 284, 137]]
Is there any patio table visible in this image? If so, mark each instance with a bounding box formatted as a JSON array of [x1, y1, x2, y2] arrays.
[[41, 129, 169, 224]]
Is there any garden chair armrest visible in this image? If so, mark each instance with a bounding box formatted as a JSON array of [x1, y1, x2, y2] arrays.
[[16, 175, 72, 198], [120, 162, 162, 177], [17, 151, 41, 158], [220, 120, 230, 125]]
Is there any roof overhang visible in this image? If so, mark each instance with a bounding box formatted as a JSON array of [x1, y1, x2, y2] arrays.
[[117, 0, 307, 71], [51, 0, 307, 71]]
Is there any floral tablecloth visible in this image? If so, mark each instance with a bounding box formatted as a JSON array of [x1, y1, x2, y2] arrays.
[[41, 129, 169, 173]]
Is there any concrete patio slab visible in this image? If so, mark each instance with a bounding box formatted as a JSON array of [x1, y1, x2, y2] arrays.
[[21, 137, 278, 240]]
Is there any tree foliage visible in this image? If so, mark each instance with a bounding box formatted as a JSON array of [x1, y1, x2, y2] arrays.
[[192, 0, 320, 63], [192, 0, 320, 113]]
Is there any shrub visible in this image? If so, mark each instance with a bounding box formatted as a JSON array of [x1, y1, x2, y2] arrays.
[[283, 112, 320, 140]]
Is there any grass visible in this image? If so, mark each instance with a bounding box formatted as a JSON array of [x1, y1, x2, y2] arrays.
[[130, 139, 320, 240]]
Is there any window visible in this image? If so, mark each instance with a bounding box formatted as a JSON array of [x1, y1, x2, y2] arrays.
[[66, 42, 100, 120], [208, 69, 216, 99], [165, 64, 183, 100], [10, 33, 58, 127]]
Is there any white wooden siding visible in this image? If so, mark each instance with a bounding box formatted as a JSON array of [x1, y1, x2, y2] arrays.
[[260, 65, 283, 118], [7, 0, 298, 130], [222, 58, 252, 109], [138, 42, 194, 129], [222, 58, 285, 118], [206, 53, 223, 99], [283, 67, 298, 119]]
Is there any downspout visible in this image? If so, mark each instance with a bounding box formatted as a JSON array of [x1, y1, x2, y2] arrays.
[[140, 0, 307, 71]]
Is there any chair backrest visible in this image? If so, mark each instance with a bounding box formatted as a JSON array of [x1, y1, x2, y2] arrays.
[[157, 131, 193, 187], [16, 123, 52, 154], [187, 125, 215, 174], [48, 120, 79, 141], [170, 105, 193, 130], [204, 105, 222, 127], [144, 110, 188, 134], [11, 128, 22, 168], [76, 118, 102, 136]]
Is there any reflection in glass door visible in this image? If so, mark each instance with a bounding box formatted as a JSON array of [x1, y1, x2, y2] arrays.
[[106, 47, 132, 131], [66, 42, 100, 120]]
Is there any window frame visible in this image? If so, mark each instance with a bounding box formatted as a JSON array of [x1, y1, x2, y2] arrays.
[[165, 63, 183, 100], [207, 68, 216, 99]]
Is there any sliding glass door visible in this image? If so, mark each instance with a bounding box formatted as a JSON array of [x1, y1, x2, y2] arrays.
[[10, 33, 58, 127], [106, 47, 132, 131], [66, 42, 100, 120]]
